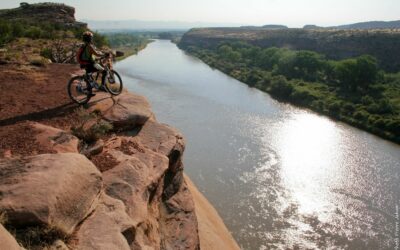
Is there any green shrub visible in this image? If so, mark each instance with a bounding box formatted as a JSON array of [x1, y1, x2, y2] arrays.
[[335, 55, 379, 91], [385, 119, 400, 134], [25, 26, 43, 39], [342, 103, 355, 115], [40, 48, 53, 60], [290, 89, 314, 105], [71, 108, 113, 143], [328, 101, 342, 117], [269, 75, 293, 98], [353, 109, 370, 121], [366, 99, 393, 114]]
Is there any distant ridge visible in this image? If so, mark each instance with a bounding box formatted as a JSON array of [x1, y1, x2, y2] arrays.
[[258, 20, 400, 30], [82, 19, 244, 31], [262, 24, 288, 29], [332, 20, 400, 29], [303, 20, 400, 29]]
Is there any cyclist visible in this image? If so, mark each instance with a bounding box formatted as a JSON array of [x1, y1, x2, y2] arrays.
[[76, 31, 105, 96]]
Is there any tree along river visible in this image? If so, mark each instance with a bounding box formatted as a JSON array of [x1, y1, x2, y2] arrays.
[[116, 40, 400, 249]]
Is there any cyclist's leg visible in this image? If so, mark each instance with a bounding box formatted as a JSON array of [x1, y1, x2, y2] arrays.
[[84, 64, 97, 97]]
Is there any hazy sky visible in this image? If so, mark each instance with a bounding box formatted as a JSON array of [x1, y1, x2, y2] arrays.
[[1, 0, 399, 27]]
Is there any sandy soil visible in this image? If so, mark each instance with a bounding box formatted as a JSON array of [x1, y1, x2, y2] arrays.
[[185, 174, 241, 250], [0, 63, 81, 156]]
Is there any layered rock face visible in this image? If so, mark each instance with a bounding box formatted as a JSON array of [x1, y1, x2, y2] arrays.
[[0, 92, 200, 249], [0, 3, 87, 28]]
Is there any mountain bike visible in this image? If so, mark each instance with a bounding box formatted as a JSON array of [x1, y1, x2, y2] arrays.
[[67, 52, 123, 105]]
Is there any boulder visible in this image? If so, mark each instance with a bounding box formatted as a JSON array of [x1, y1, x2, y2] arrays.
[[136, 121, 185, 158], [97, 140, 171, 249], [75, 194, 135, 250], [135, 121, 186, 199], [30, 122, 79, 153], [88, 92, 153, 129], [102, 147, 169, 222], [0, 224, 21, 250], [0, 153, 102, 235]]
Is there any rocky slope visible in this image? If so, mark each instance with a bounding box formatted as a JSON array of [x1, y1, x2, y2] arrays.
[[0, 64, 239, 249], [179, 27, 400, 72], [0, 90, 198, 249]]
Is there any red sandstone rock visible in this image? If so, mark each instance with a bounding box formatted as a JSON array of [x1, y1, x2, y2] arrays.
[[0, 153, 102, 235], [30, 122, 79, 153], [87, 92, 153, 129], [75, 194, 135, 250], [0, 224, 21, 250], [160, 179, 200, 250]]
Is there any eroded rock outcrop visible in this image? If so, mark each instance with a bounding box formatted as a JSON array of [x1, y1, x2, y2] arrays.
[[0, 88, 238, 249], [0, 3, 87, 29], [88, 92, 154, 129], [75, 194, 135, 250], [76, 92, 200, 249]]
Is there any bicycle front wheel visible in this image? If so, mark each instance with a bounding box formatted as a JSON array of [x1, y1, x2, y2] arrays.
[[103, 70, 123, 95], [67, 76, 91, 104]]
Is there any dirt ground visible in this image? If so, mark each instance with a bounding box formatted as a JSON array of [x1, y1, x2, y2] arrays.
[[0, 63, 83, 156]]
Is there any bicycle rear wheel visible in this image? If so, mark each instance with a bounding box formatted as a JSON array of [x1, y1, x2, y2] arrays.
[[103, 70, 123, 95], [67, 76, 91, 104]]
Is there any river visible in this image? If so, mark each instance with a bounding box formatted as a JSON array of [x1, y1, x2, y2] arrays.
[[115, 40, 400, 249]]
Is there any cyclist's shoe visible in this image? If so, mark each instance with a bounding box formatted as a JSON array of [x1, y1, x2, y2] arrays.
[[89, 80, 99, 90]]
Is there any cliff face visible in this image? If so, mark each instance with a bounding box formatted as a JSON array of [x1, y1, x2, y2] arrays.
[[0, 89, 200, 249], [179, 27, 400, 72]]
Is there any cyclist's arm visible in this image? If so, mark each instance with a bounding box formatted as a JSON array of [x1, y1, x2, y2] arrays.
[[89, 44, 104, 57]]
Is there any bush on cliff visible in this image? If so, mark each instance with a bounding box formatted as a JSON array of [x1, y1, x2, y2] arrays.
[[71, 108, 113, 143]]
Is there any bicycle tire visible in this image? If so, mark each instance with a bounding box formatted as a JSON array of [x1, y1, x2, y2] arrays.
[[103, 70, 123, 95], [67, 75, 91, 105]]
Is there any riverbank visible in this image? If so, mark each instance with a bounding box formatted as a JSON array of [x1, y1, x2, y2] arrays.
[[178, 44, 400, 144], [112, 40, 152, 61], [0, 62, 239, 249]]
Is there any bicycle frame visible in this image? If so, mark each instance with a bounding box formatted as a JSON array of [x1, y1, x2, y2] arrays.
[[93, 53, 114, 85]]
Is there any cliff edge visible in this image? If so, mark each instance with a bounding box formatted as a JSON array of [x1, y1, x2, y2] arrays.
[[0, 64, 238, 249]]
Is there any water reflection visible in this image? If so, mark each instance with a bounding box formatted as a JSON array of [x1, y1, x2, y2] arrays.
[[278, 113, 342, 215]]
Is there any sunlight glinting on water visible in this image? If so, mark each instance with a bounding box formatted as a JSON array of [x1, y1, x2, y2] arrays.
[[277, 113, 343, 216]]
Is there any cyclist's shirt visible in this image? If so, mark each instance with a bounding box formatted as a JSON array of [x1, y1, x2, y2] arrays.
[[80, 44, 96, 63]]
